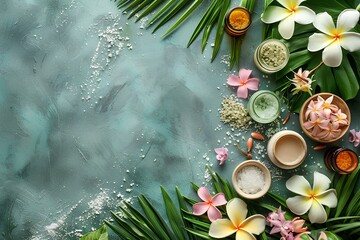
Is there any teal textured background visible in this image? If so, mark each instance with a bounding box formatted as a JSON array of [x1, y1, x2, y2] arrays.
[[0, 0, 359, 239]]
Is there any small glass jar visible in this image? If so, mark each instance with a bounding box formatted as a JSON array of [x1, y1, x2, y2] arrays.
[[247, 90, 280, 124], [224, 7, 251, 37], [254, 39, 289, 74], [324, 147, 359, 174]]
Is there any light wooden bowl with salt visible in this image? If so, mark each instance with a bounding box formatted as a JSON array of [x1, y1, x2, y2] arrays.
[[232, 160, 271, 199]]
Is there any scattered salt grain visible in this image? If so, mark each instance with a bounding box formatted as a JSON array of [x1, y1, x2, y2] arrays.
[[237, 166, 265, 194]]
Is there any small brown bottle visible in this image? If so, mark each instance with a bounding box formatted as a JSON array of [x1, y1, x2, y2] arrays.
[[324, 147, 358, 174]]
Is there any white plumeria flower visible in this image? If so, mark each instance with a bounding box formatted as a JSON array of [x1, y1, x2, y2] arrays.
[[286, 172, 337, 224], [209, 198, 266, 240], [261, 0, 315, 39], [308, 9, 360, 67]]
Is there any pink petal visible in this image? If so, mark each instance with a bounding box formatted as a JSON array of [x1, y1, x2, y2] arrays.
[[211, 193, 227, 206], [238, 69, 252, 81], [318, 231, 328, 240], [237, 86, 249, 98], [207, 205, 222, 222], [193, 202, 210, 216], [303, 121, 314, 130], [197, 187, 212, 202], [214, 147, 227, 155], [227, 75, 241, 86], [218, 158, 226, 165], [245, 78, 260, 90], [349, 129, 356, 142]]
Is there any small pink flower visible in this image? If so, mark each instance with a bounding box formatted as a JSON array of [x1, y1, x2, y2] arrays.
[[266, 207, 294, 239], [192, 187, 227, 222], [317, 95, 338, 118], [349, 129, 360, 147], [291, 217, 307, 233], [303, 117, 329, 136], [214, 147, 228, 165], [318, 122, 341, 140], [227, 69, 259, 98], [305, 100, 323, 120], [331, 109, 348, 126]]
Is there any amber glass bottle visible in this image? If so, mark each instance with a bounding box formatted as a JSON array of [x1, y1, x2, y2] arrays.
[[324, 147, 358, 174]]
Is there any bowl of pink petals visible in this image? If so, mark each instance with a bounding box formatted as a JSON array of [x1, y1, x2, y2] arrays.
[[299, 93, 350, 143]]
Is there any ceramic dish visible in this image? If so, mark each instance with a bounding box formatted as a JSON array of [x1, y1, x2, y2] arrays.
[[232, 160, 271, 199], [299, 93, 350, 143]]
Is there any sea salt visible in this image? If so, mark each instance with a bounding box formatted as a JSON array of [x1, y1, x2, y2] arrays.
[[237, 166, 265, 194]]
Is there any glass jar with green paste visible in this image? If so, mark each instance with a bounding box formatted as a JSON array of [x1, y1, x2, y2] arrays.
[[247, 90, 280, 124], [254, 39, 289, 74]]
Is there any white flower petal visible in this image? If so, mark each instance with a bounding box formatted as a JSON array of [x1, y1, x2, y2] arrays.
[[286, 196, 313, 215], [312, 172, 331, 194], [236, 229, 256, 240], [278, 14, 295, 39], [277, 0, 293, 10], [290, 0, 306, 7], [227, 198, 247, 226], [316, 189, 338, 208], [313, 12, 336, 36], [294, 6, 315, 24], [308, 199, 328, 223], [286, 175, 312, 196], [209, 219, 237, 238], [322, 41, 343, 67], [240, 215, 266, 235], [336, 9, 360, 32], [339, 32, 360, 52], [308, 33, 334, 52], [261, 6, 291, 23]]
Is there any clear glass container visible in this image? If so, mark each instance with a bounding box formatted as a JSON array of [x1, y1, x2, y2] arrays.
[[247, 90, 280, 124], [254, 39, 289, 74]]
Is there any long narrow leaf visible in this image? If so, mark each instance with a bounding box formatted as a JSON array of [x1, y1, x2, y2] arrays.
[[136, 0, 165, 22], [187, 0, 219, 47], [185, 228, 212, 239], [104, 219, 139, 240], [128, 0, 153, 19], [152, 0, 191, 33], [138, 195, 174, 240], [123, 0, 144, 13], [211, 0, 230, 61], [161, 186, 188, 240], [117, 0, 132, 8], [147, 0, 177, 27], [201, 2, 222, 52], [162, 0, 204, 38], [176, 187, 195, 240]]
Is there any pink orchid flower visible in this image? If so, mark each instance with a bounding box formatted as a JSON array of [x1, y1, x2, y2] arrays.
[[349, 129, 360, 147], [227, 69, 259, 99], [214, 147, 228, 165], [291, 217, 307, 233], [192, 187, 227, 222], [266, 207, 294, 239]]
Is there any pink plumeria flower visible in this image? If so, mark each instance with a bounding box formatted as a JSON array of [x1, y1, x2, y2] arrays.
[[227, 69, 259, 99], [318, 122, 341, 140], [192, 187, 227, 222], [349, 129, 360, 147], [305, 100, 323, 120], [303, 117, 329, 136], [214, 147, 228, 165], [331, 109, 348, 126], [318, 95, 338, 118]]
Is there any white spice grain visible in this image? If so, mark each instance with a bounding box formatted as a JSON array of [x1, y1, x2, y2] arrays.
[[237, 166, 265, 194]]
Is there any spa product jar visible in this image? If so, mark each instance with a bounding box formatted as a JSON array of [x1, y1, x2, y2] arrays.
[[225, 7, 252, 37], [267, 130, 307, 169], [254, 39, 289, 74], [247, 90, 280, 124], [324, 147, 359, 174]]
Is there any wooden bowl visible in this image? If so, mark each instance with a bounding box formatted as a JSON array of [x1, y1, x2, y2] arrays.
[[232, 160, 271, 199], [299, 93, 351, 143]]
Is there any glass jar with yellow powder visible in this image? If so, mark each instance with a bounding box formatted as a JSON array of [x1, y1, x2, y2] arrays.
[[225, 7, 252, 37]]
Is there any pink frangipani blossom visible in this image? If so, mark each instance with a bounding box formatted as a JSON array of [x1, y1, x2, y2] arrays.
[[192, 187, 227, 222], [214, 147, 228, 165], [227, 69, 259, 99]]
